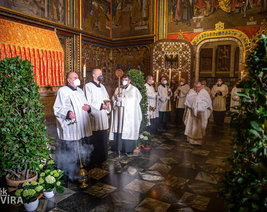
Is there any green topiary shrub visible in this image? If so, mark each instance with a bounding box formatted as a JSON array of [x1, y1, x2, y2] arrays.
[[219, 35, 267, 211], [0, 56, 52, 180], [127, 69, 148, 132]]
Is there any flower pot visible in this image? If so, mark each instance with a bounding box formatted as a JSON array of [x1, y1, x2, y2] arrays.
[[24, 198, 39, 212], [5, 172, 38, 193], [143, 145, 152, 150], [44, 189, 55, 198]]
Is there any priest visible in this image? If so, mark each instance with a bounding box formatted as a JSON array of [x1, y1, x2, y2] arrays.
[[158, 76, 172, 130], [145, 75, 159, 134], [201, 80, 211, 95], [174, 78, 190, 127], [109, 74, 142, 155], [84, 68, 111, 167], [211, 78, 228, 125], [184, 82, 212, 145], [53, 72, 92, 181]]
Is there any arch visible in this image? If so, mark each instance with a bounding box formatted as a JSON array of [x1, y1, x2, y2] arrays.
[[195, 37, 244, 81]]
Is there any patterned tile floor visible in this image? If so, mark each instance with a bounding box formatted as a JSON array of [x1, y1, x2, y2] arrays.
[[4, 123, 233, 212]]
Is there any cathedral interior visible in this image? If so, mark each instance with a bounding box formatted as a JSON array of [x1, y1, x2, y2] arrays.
[[0, 0, 266, 211]]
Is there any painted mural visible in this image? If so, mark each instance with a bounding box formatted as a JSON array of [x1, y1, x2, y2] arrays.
[[112, 0, 153, 38], [0, 0, 65, 24], [168, 0, 267, 32], [82, 0, 110, 37]]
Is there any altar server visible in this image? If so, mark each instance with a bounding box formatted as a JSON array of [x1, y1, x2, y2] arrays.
[[54, 72, 92, 181], [201, 80, 211, 95], [84, 68, 111, 166], [211, 78, 228, 125], [174, 78, 190, 126], [109, 74, 142, 155], [158, 76, 172, 130]]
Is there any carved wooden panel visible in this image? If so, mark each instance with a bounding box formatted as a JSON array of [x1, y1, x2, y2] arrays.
[[199, 48, 212, 72], [152, 39, 193, 85], [216, 45, 231, 72]]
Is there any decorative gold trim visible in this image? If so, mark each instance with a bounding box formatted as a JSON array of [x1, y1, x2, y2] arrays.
[[79, 0, 82, 30]]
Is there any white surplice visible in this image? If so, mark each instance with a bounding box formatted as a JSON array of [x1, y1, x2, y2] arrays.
[[211, 84, 228, 111], [109, 84, 142, 140], [184, 88, 212, 145], [230, 86, 241, 112], [158, 84, 172, 112], [84, 82, 111, 131], [145, 83, 159, 121], [53, 86, 92, 141], [174, 84, 190, 108]]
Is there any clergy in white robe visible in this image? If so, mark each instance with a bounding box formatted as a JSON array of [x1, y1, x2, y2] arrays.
[[109, 74, 142, 154], [211, 78, 229, 125], [184, 82, 212, 145], [201, 80, 211, 95], [53, 72, 92, 181], [145, 75, 159, 134], [158, 76, 172, 130], [84, 68, 111, 166], [174, 78, 190, 126], [230, 81, 241, 124]]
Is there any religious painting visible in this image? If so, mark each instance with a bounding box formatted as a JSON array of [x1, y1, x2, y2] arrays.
[[168, 0, 267, 33], [0, 0, 65, 24], [82, 0, 110, 37], [112, 0, 153, 38], [216, 45, 231, 72]]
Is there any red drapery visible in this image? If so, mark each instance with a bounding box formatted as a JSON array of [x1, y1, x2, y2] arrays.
[[0, 19, 64, 87]]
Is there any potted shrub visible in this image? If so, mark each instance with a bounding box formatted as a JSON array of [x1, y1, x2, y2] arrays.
[[38, 160, 64, 198], [138, 131, 152, 150], [127, 69, 148, 131], [15, 181, 44, 211], [0, 57, 52, 192]]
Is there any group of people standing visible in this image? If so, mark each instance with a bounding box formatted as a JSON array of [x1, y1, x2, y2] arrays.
[[53, 70, 239, 181], [53, 70, 142, 181], [144, 76, 239, 145]]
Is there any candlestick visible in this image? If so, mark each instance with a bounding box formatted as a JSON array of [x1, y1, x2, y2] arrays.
[[178, 70, 181, 82], [83, 64, 86, 78], [168, 68, 172, 85], [156, 69, 159, 84]]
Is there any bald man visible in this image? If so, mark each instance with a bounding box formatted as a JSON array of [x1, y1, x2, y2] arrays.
[[54, 72, 93, 181], [84, 69, 111, 167]]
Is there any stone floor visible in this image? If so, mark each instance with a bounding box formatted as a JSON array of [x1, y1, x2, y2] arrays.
[[4, 123, 233, 212]]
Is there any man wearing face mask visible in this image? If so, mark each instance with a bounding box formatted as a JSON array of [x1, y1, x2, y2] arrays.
[[84, 68, 111, 167], [53, 72, 92, 181], [211, 78, 229, 125], [174, 78, 190, 127], [145, 75, 159, 134], [158, 76, 172, 130], [109, 74, 142, 155], [184, 82, 212, 145]]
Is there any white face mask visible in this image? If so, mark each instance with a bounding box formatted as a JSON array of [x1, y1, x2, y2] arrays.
[[73, 79, 80, 86], [217, 81, 222, 85], [163, 80, 167, 85], [180, 82, 184, 86], [151, 80, 154, 84], [122, 80, 128, 86]]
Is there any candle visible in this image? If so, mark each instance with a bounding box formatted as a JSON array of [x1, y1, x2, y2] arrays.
[[156, 69, 159, 83], [168, 68, 172, 85], [178, 70, 181, 81], [241, 70, 244, 80], [83, 64, 86, 78]]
